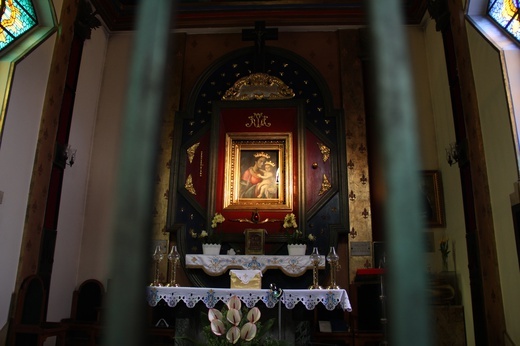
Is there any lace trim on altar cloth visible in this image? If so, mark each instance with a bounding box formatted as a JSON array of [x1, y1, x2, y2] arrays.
[[147, 287, 352, 312], [185, 254, 325, 277]]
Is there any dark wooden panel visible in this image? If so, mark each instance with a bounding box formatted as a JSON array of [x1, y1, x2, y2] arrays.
[[90, 0, 427, 31]]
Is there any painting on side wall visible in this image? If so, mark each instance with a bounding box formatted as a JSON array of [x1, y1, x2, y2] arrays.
[[421, 170, 446, 228]]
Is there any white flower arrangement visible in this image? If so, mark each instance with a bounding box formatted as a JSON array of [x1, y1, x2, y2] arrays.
[[211, 212, 225, 228], [190, 229, 211, 244], [203, 295, 283, 345], [190, 212, 226, 245], [283, 213, 318, 245], [283, 213, 298, 229]]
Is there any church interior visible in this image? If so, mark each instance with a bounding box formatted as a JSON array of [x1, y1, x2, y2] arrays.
[[1, 0, 520, 345]]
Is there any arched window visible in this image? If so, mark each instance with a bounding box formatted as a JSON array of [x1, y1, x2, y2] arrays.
[[0, 0, 56, 145], [0, 0, 38, 52], [488, 0, 520, 43]]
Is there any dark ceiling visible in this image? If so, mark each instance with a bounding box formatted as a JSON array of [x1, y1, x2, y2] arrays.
[[89, 0, 429, 32]]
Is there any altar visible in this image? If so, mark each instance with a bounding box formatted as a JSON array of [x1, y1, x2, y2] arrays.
[[147, 286, 352, 311], [184, 254, 326, 276]]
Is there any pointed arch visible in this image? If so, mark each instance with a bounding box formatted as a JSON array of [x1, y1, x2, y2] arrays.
[[0, 0, 56, 145]]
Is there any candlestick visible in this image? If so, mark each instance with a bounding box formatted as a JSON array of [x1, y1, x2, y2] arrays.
[[308, 247, 322, 290], [167, 245, 180, 287], [150, 245, 164, 286], [326, 246, 340, 289]]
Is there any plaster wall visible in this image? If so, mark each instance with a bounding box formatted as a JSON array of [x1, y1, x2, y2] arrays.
[[48, 26, 109, 321], [0, 34, 55, 332], [467, 21, 520, 345], [79, 32, 133, 285], [423, 16, 474, 345]]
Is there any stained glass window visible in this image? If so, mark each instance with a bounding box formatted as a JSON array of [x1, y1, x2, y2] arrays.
[[488, 0, 520, 42], [0, 0, 38, 51]]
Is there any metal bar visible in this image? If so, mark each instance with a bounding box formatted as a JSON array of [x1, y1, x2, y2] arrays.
[[103, 0, 175, 345], [366, 1, 432, 345]]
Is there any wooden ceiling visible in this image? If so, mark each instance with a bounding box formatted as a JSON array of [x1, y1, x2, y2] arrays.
[[89, 0, 429, 32]]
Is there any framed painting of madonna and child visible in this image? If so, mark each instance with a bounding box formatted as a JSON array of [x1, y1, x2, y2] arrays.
[[223, 132, 293, 210]]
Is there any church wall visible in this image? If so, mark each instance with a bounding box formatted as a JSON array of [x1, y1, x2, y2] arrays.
[[78, 32, 133, 287], [47, 26, 110, 321], [0, 0, 85, 335], [466, 21, 520, 345], [423, 16, 475, 345], [0, 33, 56, 333]]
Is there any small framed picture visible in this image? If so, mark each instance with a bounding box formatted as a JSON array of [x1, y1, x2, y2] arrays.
[[244, 229, 265, 255], [421, 170, 446, 227]]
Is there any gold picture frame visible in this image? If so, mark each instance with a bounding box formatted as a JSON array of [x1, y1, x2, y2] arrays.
[[421, 170, 446, 227], [223, 132, 293, 210], [244, 229, 266, 255]]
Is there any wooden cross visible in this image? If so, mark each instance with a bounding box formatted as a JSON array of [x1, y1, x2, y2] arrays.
[[242, 21, 278, 73]]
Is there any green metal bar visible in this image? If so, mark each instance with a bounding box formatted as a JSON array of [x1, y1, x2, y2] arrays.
[[366, 1, 432, 345], [103, 0, 175, 345]]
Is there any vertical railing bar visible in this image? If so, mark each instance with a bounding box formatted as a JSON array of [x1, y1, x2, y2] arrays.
[[366, 1, 432, 345], [103, 0, 176, 345]]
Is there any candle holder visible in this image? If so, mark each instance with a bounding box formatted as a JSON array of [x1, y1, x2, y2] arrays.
[[326, 246, 340, 289], [308, 247, 322, 290], [167, 245, 180, 287], [150, 245, 164, 287]]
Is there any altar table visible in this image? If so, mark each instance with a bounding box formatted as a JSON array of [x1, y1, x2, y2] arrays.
[[184, 254, 326, 276], [147, 286, 352, 312]]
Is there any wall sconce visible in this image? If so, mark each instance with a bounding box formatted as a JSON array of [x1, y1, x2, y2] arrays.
[[56, 143, 77, 168], [64, 145, 77, 167], [445, 141, 467, 167]]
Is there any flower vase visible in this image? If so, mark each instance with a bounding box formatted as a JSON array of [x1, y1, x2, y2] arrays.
[[202, 243, 221, 255], [287, 244, 306, 256], [442, 255, 449, 271]]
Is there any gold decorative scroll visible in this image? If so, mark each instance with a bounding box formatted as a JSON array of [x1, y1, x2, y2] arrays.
[[319, 174, 331, 195], [245, 113, 271, 128], [222, 73, 295, 100], [185, 174, 196, 195], [317, 142, 330, 162], [187, 142, 200, 163]]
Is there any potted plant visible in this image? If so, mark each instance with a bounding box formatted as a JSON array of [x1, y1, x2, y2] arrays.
[[190, 212, 225, 255], [439, 237, 450, 271], [203, 296, 286, 346], [283, 213, 306, 255]]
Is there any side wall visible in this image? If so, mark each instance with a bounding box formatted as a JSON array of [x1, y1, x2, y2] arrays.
[[0, 2, 109, 337], [467, 21, 520, 345], [423, 16, 474, 345], [0, 32, 55, 334]]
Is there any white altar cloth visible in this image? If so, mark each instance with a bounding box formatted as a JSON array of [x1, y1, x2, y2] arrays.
[[147, 286, 352, 312], [184, 254, 326, 276]]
